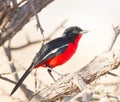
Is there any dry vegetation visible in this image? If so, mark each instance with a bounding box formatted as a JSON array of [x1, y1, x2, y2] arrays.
[[0, 0, 120, 102]]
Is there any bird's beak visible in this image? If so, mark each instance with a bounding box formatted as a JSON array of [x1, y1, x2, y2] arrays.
[[80, 30, 89, 34]]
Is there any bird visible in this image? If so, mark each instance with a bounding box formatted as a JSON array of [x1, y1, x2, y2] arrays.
[[10, 26, 88, 95]]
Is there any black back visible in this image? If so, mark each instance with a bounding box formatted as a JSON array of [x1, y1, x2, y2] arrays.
[[33, 37, 70, 67]]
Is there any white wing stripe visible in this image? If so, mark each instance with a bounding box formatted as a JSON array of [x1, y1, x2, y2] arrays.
[[42, 44, 69, 61]]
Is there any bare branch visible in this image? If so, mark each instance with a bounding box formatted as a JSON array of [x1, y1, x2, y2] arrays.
[[69, 87, 92, 102], [30, 50, 120, 102], [100, 94, 120, 102], [3, 44, 33, 99], [27, 0, 44, 35], [108, 25, 120, 51], [0, 0, 54, 46], [0, 75, 33, 99], [30, 25, 120, 102]]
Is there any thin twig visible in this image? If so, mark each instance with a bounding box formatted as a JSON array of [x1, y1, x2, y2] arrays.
[[0, 75, 19, 85], [18, 0, 27, 6], [0, 75, 33, 99], [10, 19, 67, 50], [108, 25, 120, 51], [2, 39, 32, 99], [0, 71, 19, 75], [106, 94, 120, 102], [27, 0, 44, 43], [34, 69, 38, 93], [107, 71, 120, 77]]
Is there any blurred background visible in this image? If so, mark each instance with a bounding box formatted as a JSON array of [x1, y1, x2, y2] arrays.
[[0, 0, 120, 101]]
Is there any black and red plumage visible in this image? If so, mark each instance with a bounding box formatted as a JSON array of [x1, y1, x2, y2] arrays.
[[10, 26, 88, 95]]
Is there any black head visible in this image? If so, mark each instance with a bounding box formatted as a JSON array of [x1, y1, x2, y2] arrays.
[[63, 26, 83, 42]]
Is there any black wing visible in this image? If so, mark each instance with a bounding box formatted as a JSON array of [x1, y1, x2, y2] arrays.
[[10, 37, 69, 96], [33, 37, 70, 66]]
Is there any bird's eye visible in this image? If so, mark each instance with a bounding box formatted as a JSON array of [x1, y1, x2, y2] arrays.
[[73, 30, 78, 34]]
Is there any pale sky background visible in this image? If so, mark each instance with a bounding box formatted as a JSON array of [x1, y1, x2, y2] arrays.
[[1, 0, 120, 101]]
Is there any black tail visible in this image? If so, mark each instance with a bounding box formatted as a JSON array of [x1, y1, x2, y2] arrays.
[[10, 63, 34, 96]]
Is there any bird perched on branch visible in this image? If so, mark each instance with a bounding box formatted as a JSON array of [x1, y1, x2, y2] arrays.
[[10, 26, 88, 95]]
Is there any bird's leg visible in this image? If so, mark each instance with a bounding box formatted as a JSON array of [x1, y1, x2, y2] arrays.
[[47, 69, 56, 82], [47, 67, 63, 76], [46, 63, 63, 81], [47, 67, 64, 75], [45, 64, 56, 81], [46, 64, 68, 81], [47, 67, 70, 81]]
